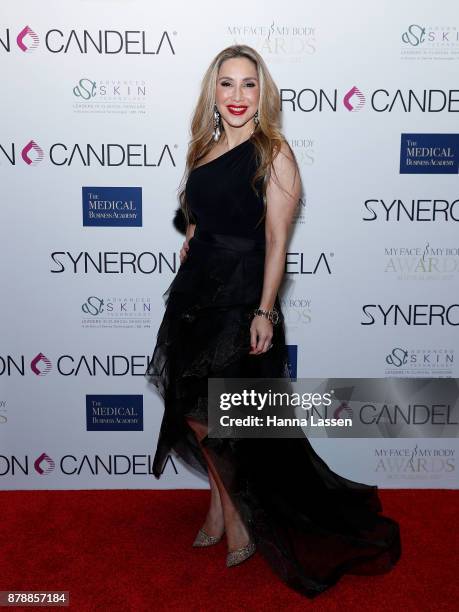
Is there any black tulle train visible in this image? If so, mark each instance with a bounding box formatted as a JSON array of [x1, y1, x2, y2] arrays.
[[145, 227, 401, 598]]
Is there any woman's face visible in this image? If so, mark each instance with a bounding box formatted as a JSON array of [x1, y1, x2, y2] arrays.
[[215, 57, 260, 133]]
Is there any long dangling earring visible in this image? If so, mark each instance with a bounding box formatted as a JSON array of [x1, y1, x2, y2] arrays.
[[213, 105, 221, 142], [249, 109, 259, 137]]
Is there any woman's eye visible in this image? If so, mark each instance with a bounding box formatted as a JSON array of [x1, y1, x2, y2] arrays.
[[220, 81, 256, 87]]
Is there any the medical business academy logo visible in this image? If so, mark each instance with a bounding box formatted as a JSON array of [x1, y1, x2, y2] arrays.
[[86, 395, 144, 431], [400, 134, 459, 174], [82, 187, 142, 227]]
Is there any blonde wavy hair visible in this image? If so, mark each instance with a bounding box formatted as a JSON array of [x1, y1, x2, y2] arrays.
[[178, 44, 299, 228]]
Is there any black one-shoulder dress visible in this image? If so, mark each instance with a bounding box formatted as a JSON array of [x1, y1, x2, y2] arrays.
[[145, 137, 401, 599]]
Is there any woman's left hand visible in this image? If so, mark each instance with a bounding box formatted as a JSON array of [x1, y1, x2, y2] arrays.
[[249, 315, 273, 355]]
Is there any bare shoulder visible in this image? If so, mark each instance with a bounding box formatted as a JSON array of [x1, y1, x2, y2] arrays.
[[268, 138, 301, 201], [195, 142, 226, 169], [272, 139, 297, 169]]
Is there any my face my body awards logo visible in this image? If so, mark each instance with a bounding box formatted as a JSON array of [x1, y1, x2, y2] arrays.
[[0, 453, 179, 477], [0, 353, 151, 377], [0, 26, 175, 55], [0, 140, 175, 168], [228, 21, 316, 62], [280, 294, 312, 328], [384, 243, 459, 281], [0, 400, 7, 425], [401, 24, 459, 61], [81, 295, 152, 329], [384, 347, 455, 377], [73, 78, 147, 116], [281, 86, 459, 113], [291, 138, 315, 167], [374, 444, 456, 483], [290, 138, 313, 225]]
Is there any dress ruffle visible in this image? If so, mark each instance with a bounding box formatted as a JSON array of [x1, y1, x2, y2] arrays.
[[145, 229, 289, 474], [145, 230, 288, 395], [144, 228, 401, 599]]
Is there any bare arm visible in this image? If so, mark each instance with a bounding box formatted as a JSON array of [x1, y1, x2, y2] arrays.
[[259, 142, 301, 311], [250, 142, 301, 355], [186, 222, 196, 242], [180, 222, 196, 264]]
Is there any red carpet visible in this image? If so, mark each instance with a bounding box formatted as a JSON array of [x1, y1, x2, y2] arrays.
[[1, 489, 457, 611]]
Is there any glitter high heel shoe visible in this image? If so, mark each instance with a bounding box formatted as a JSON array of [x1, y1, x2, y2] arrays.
[[226, 539, 256, 567], [192, 527, 224, 547]]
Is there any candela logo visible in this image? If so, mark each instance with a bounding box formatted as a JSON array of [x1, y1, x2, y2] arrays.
[[333, 402, 353, 419], [16, 26, 39, 52], [30, 353, 52, 376], [343, 86, 366, 111], [34, 452, 55, 475], [21, 140, 44, 165]]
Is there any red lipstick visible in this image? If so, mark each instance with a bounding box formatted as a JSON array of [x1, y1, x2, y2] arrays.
[[227, 105, 248, 116]]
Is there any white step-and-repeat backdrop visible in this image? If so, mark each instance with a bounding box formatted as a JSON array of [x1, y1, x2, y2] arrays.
[[1, 0, 458, 490]]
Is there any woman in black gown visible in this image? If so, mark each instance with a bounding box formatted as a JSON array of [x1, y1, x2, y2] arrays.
[[145, 44, 401, 598]]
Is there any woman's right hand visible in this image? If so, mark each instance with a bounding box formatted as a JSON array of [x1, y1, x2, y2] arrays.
[[179, 239, 190, 264]]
